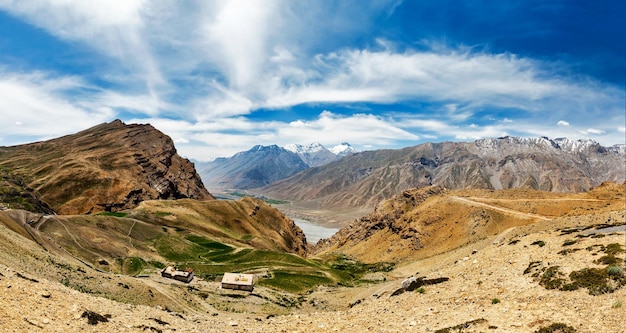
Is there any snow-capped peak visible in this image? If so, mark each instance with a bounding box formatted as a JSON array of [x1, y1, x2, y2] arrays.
[[331, 142, 357, 157], [285, 142, 325, 154]]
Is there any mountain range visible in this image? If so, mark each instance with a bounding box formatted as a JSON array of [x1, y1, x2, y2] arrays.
[[198, 142, 357, 191], [261, 136, 626, 212], [0, 120, 625, 332]]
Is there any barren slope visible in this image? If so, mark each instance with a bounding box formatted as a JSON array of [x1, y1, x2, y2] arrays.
[[0, 202, 624, 332], [0, 119, 213, 215], [313, 182, 626, 263], [261, 137, 625, 215]]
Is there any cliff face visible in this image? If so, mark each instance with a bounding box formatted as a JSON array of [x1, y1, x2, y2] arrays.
[[0, 120, 214, 214]]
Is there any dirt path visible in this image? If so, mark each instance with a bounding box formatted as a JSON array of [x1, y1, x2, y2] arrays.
[[450, 196, 552, 221], [127, 220, 137, 248]]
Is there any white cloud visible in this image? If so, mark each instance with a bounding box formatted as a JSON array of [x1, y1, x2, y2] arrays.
[[0, 71, 114, 141], [0, 0, 163, 92], [130, 110, 419, 160], [580, 128, 605, 135], [618, 127, 625, 133], [0, 1, 623, 160]]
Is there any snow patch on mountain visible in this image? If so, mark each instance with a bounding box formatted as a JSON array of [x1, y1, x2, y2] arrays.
[[285, 142, 326, 155], [330, 142, 357, 157]]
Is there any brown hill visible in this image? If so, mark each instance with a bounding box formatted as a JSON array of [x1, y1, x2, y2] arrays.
[[313, 181, 626, 263], [0, 196, 307, 274], [0, 188, 624, 332], [0, 120, 213, 215], [261, 137, 625, 216]]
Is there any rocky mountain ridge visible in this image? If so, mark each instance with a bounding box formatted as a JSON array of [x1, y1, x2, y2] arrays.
[[0, 120, 213, 215], [262, 136, 626, 212], [199, 142, 357, 190]]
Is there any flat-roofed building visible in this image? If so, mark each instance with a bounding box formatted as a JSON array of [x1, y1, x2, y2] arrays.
[[221, 273, 254, 291], [161, 266, 194, 283]]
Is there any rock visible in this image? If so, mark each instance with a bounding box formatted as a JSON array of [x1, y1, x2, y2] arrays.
[[402, 276, 418, 289]]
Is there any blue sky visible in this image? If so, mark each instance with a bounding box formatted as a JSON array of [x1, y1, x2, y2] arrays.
[[0, 0, 624, 160]]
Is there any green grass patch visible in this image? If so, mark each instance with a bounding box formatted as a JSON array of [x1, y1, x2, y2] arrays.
[[154, 236, 392, 293], [148, 260, 166, 269], [122, 257, 146, 276], [257, 271, 333, 294], [329, 254, 395, 279], [96, 211, 128, 218], [154, 211, 172, 217], [186, 235, 234, 251]]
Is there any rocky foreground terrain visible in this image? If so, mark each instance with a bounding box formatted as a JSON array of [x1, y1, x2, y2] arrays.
[[1, 205, 624, 332]]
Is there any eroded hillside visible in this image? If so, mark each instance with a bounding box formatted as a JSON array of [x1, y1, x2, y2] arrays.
[[0, 120, 213, 215], [313, 182, 626, 263], [262, 137, 625, 216]]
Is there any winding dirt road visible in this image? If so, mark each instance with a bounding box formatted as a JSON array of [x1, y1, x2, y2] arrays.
[[450, 196, 552, 221]]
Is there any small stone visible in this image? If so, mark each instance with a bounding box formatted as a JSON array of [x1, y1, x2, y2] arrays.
[[229, 321, 238, 326], [42, 318, 50, 324], [409, 321, 417, 326]]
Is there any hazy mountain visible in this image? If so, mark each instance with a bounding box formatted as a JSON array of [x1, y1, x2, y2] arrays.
[[261, 136, 626, 210], [0, 120, 213, 215], [199, 142, 357, 190], [198, 145, 309, 190]]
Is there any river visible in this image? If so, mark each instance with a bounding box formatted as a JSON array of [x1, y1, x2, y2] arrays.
[[292, 218, 339, 244]]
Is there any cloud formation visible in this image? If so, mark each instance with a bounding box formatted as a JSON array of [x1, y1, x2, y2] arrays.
[[0, 1, 623, 160]]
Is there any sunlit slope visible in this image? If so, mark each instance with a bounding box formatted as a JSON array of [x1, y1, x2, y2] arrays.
[[314, 182, 626, 263]]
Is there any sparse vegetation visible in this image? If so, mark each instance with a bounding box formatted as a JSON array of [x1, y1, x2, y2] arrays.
[[122, 257, 147, 276], [81, 310, 111, 325], [612, 300, 622, 308], [607, 266, 624, 277], [539, 266, 565, 290], [562, 239, 577, 246], [534, 323, 576, 333], [531, 240, 546, 247], [434, 318, 487, 333], [96, 211, 128, 218]]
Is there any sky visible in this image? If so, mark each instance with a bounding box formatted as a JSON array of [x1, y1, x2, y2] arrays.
[[0, 0, 624, 161]]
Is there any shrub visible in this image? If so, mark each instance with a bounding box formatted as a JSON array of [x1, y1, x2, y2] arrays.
[[607, 266, 624, 277], [612, 300, 622, 309], [491, 298, 500, 304], [531, 240, 546, 247], [562, 239, 577, 246], [535, 322, 576, 333]]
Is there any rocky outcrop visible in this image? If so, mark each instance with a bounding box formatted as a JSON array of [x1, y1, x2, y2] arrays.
[[0, 120, 214, 214]]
